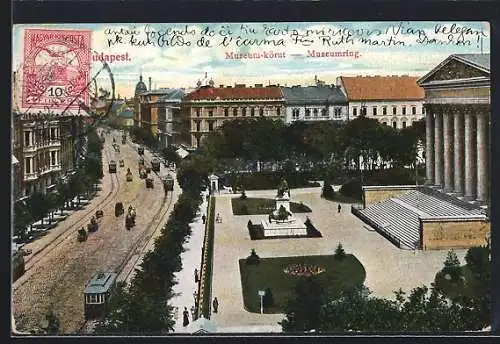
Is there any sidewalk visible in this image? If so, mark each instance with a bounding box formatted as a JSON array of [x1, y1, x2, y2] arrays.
[[170, 190, 209, 333]]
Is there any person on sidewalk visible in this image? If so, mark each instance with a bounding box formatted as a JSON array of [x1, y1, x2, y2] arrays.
[[194, 268, 199, 283], [183, 307, 190, 327], [337, 204, 342, 213], [202, 214, 206, 224], [212, 297, 219, 313]]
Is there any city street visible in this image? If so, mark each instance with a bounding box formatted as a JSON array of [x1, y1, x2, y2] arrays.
[[12, 129, 178, 334]]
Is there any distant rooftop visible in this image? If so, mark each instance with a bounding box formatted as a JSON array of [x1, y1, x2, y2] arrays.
[[339, 75, 424, 101], [84, 272, 117, 294], [282, 85, 347, 105]]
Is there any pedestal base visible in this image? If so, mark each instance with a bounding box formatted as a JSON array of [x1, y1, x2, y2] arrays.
[[261, 219, 307, 237]]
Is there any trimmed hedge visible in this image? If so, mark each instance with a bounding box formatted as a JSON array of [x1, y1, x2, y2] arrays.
[[224, 171, 318, 190]]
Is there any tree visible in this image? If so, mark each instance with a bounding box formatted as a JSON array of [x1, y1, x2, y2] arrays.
[[465, 246, 490, 276], [280, 276, 326, 332], [321, 181, 335, 200], [442, 249, 462, 282], [44, 310, 60, 335], [334, 243, 346, 261], [27, 191, 50, 226], [13, 201, 32, 240], [263, 287, 275, 309]]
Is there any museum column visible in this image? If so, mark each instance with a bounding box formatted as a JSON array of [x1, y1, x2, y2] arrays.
[[453, 109, 464, 195], [434, 111, 443, 188], [476, 112, 489, 202], [425, 110, 435, 185], [443, 110, 453, 192], [464, 111, 476, 200]]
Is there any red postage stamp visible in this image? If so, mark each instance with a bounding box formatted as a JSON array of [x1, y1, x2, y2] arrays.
[[22, 29, 92, 111]]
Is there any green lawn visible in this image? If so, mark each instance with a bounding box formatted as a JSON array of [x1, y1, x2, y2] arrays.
[[239, 254, 366, 314], [232, 198, 311, 215]]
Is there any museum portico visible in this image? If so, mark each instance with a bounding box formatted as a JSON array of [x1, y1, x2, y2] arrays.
[[418, 54, 490, 204]]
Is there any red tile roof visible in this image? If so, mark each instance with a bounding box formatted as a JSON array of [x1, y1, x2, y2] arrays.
[[340, 76, 424, 101], [184, 86, 283, 101]]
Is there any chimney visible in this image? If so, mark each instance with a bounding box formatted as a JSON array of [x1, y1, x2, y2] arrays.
[[219, 85, 224, 88], [254, 83, 263, 88], [149, 77, 152, 91]]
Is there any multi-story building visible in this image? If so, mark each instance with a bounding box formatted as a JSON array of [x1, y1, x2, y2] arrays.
[[182, 83, 285, 149], [12, 112, 82, 196], [336, 75, 425, 129], [281, 84, 348, 124], [156, 88, 186, 149], [138, 89, 171, 137], [133, 74, 149, 128]]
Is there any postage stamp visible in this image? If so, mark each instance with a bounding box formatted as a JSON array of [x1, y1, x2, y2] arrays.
[[11, 21, 492, 335], [21, 29, 92, 110]]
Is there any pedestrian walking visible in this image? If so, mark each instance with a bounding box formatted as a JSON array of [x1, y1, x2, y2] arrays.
[[183, 307, 190, 327], [338, 204, 342, 213], [193, 290, 198, 303], [212, 297, 219, 313], [202, 214, 206, 224], [194, 268, 199, 283], [190, 305, 196, 320]]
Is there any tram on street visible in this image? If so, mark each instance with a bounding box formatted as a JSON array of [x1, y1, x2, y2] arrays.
[[162, 174, 174, 192], [84, 272, 118, 319], [146, 176, 154, 188], [151, 158, 160, 172], [108, 160, 117, 173]]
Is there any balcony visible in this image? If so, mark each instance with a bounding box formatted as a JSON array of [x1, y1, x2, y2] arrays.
[[24, 172, 38, 181]]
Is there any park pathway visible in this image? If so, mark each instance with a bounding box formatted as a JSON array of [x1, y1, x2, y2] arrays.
[[170, 190, 209, 333]]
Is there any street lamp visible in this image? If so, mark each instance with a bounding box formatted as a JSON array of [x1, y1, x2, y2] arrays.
[[258, 290, 265, 314]]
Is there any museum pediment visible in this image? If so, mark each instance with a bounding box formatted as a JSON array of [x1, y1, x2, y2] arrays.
[[422, 58, 489, 83]]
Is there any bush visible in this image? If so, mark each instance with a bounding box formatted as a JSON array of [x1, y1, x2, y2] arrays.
[[339, 179, 362, 200], [263, 287, 274, 308], [321, 181, 335, 200], [246, 248, 260, 265], [334, 243, 346, 261], [465, 246, 490, 275], [240, 190, 247, 200], [248, 220, 253, 230], [442, 249, 462, 282], [240, 204, 249, 215]]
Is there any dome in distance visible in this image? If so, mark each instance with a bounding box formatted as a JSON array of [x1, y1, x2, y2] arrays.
[[135, 74, 148, 95]]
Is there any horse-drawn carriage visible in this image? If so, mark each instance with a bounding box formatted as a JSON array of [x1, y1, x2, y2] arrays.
[[78, 228, 88, 242], [119, 160, 125, 167], [151, 158, 160, 172], [87, 215, 99, 233], [138, 146, 144, 155], [122, 135, 126, 144], [146, 177, 154, 188], [109, 160, 117, 173], [115, 202, 124, 217], [139, 167, 147, 179], [162, 174, 174, 192], [96, 210, 104, 219], [138, 157, 145, 166], [126, 168, 133, 182], [125, 206, 136, 230]]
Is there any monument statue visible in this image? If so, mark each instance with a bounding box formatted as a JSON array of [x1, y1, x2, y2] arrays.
[[277, 179, 290, 198]]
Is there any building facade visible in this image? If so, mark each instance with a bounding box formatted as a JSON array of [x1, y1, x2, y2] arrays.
[[281, 84, 348, 124], [138, 89, 171, 137], [133, 74, 148, 128], [182, 84, 285, 149], [418, 54, 490, 204], [12, 112, 83, 197], [336, 75, 425, 129], [156, 88, 186, 149]]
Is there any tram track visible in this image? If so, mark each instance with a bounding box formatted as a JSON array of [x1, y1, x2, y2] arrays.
[[14, 135, 122, 290]]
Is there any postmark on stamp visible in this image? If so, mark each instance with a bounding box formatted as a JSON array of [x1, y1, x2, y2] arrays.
[[21, 29, 92, 110]]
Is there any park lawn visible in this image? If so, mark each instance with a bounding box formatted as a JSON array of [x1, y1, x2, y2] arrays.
[[239, 254, 365, 314], [232, 198, 311, 215]]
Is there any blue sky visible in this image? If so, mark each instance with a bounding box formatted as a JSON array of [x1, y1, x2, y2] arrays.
[[12, 22, 490, 98]]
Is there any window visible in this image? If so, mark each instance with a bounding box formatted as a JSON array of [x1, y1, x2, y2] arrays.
[[392, 122, 397, 129], [372, 107, 377, 116], [353, 107, 357, 116], [25, 157, 31, 174], [402, 106, 406, 115], [196, 109, 201, 117], [305, 108, 311, 117], [412, 106, 416, 115], [24, 131, 31, 146], [208, 121, 214, 131], [334, 108, 341, 118], [233, 108, 238, 117], [422, 107, 426, 115], [242, 108, 246, 116], [50, 128, 57, 140], [322, 108, 327, 117], [382, 122, 387, 126], [251, 108, 255, 116], [392, 106, 397, 115], [224, 108, 229, 117], [361, 107, 367, 116], [196, 121, 201, 131], [402, 121, 407, 128], [208, 110, 213, 117], [259, 108, 264, 116], [277, 107, 281, 116], [382, 106, 387, 115], [292, 109, 300, 119], [313, 108, 318, 117], [51, 151, 57, 165]]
